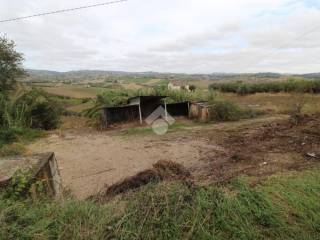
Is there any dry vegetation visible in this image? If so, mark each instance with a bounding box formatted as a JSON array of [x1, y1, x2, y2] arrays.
[[40, 85, 103, 98]]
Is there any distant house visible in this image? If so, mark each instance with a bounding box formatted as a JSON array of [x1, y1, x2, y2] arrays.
[[168, 81, 190, 91]]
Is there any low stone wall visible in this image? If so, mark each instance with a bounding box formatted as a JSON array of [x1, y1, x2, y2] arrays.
[[0, 152, 62, 198]]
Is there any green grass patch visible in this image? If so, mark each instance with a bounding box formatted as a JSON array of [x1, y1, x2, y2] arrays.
[[0, 128, 44, 157], [1, 169, 320, 239], [0, 127, 43, 147], [48, 95, 86, 106]]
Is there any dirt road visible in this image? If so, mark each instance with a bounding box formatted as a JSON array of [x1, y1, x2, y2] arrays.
[[29, 115, 320, 199]]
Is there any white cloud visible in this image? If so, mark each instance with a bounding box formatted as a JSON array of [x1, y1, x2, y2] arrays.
[[1, 0, 320, 73]]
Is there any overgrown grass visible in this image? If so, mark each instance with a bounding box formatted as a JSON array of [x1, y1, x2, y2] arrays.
[[0, 143, 26, 157], [208, 101, 264, 122], [0, 128, 44, 157], [0, 127, 43, 146], [0, 89, 61, 157], [1, 168, 320, 239], [219, 92, 320, 115]]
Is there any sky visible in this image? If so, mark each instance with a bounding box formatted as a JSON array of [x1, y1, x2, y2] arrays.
[[1, 0, 320, 73]]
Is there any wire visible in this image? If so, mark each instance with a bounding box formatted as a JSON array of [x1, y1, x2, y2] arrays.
[[0, 0, 128, 23]]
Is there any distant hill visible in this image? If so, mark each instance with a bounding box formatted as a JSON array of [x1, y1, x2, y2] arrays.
[[26, 69, 63, 77], [297, 73, 320, 79], [23, 69, 320, 84]]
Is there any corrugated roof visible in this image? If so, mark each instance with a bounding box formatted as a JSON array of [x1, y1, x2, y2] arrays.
[[127, 95, 167, 103]]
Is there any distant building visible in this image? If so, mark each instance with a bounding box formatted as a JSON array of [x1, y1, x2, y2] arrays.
[[168, 81, 190, 91]]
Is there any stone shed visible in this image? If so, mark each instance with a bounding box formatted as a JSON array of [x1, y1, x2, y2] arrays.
[[0, 152, 62, 198]]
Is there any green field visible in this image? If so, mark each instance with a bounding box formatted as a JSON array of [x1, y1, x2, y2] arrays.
[[40, 85, 104, 99]]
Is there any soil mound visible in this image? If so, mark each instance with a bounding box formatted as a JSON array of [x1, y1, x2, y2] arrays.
[[90, 160, 191, 202]]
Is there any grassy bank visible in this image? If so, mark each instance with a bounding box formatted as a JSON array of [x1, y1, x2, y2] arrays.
[[0, 128, 44, 157], [1, 168, 320, 239]]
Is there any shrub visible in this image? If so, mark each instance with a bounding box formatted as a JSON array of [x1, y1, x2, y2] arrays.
[[209, 101, 242, 121], [189, 85, 196, 92], [0, 89, 62, 130], [237, 83, 252, 95], [30, 101, 61, 130], [288, 96, 306, 125]]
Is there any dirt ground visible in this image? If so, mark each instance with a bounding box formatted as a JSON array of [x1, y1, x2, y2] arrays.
[[29, 124, 207, 199], [29, 114, 320, 199]]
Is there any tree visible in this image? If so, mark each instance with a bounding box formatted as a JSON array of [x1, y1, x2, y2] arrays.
[[0, 36, 25, 92], [189, 85, 196, 92]]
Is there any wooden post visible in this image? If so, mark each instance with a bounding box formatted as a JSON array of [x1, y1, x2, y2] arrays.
[[138, 104, 143, 125], [164, 99, 168, 121]]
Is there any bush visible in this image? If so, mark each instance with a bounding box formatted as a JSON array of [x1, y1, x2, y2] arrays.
[[237, 83, 252, 95], [0, 89, 62, 130], [288, 96, 306, 125], [30, 101, 61, 130], [189, 85, 196, 92], [209, 101, 242, 121]]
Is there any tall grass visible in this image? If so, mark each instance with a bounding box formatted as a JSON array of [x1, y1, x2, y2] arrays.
[[0, 89, 61, 153], [0, 89, 62, 130], [1, 169, 320, 239], [209, 78, 320, 95]]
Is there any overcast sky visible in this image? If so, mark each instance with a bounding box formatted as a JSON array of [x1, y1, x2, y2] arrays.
[[1, 0, 320, 73]]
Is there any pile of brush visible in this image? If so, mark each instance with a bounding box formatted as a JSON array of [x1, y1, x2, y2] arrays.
[[90, 160, 192, 202]]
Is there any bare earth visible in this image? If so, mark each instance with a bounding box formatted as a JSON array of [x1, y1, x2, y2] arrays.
[[29, 115, 320, 199], [29, 130, 209, 199]]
